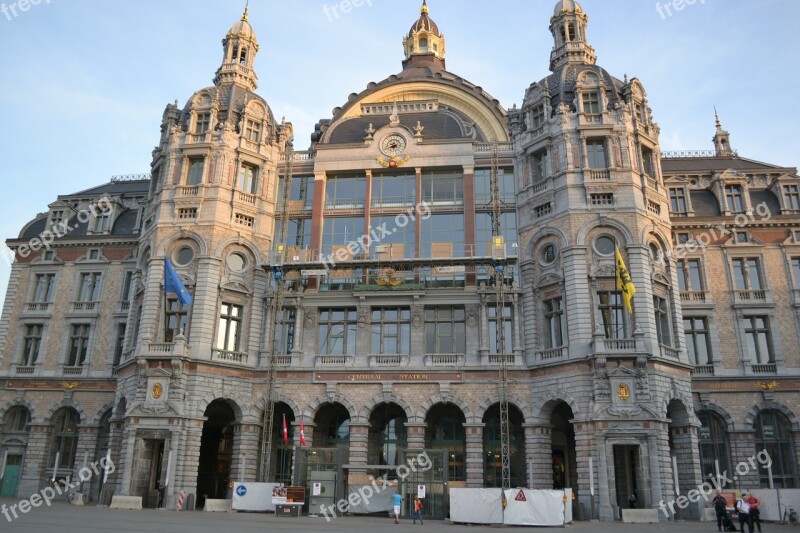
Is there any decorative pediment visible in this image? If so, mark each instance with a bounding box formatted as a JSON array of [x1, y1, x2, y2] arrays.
[[590, 261, 615, 278], [535, 272, 563, 288], [220, 280, 252, 294], [607, 365, 638, 378], [651, 271, 670, 286]]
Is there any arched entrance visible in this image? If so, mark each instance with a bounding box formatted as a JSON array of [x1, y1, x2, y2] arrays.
[[483, 403, 525, 488], [550, 402, 577, 491], [260, 402, 294, 484], [197, 400, 236, 508], [755, 410, 797, 488], [313, 402, 350, 448], [1, 406, 30, 498], [368, 403, 408, 478], [425, 403, 466, 484], [697, 411, 731, 482]]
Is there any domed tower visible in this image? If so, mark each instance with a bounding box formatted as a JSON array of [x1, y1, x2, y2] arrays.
[[116, 7, 293, 501], [511, 0, 700, 521], [402, 0, 446, 68]]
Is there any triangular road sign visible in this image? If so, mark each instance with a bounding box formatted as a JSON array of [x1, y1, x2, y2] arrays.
[[515, 489, 527, 502]]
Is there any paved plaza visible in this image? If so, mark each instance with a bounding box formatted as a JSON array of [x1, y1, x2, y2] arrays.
[[0, 499, 796, 533]]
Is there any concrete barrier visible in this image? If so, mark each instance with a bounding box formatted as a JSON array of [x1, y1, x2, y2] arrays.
[[621, 509, 660, 523], [110, 495, 143, 510], [204, 499, 232, 512]]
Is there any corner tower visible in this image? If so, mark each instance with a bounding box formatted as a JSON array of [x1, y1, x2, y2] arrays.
[[511, 0, 700, 521]]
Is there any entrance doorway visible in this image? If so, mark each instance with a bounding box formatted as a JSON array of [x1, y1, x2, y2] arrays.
[[613, 445, 640, 513], [400, 449, 448, 520], [129, 438, 165, 508], [197, 400, 235, 508], [1, 455, 22, 497]]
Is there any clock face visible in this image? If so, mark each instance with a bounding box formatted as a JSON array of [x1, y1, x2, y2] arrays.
[[381, 134, 407, 157]]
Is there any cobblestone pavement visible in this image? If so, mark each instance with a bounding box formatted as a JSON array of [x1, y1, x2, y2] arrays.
[[0, 499, 794, 532]]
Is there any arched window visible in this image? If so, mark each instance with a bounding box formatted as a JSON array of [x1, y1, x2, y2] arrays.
[[483, 404, 525, 488], [755, 411, 797, 488], [697, 412, 731, 482], [4, 407, 30, 433], [426, 404, 466, 481], [419, 38, 429, 52], [49, 409, 79, 470]]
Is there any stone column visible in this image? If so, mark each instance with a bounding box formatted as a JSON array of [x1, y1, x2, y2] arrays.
[[464, 423, 485, 488], [524, 423, 552, 489], [562, 247, 592, 357], [573, 422, 597, 519], [232, 423, 260, 482], [348, 423, 369, 469], [73, 425, 100, 497], [671, 423, 703, 518], [175, 418, 204, 502], [597, 438, 614, 521], [187, 257, 223, 359], [405, 422, 426, 451], [17, 423, 50, 496], [729, 430, 759, 489]]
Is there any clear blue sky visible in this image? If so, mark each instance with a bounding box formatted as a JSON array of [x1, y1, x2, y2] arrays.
[[1, 0, 799, 308]]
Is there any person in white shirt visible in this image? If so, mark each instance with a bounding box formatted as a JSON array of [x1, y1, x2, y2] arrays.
[[736, 493, 753, 533]]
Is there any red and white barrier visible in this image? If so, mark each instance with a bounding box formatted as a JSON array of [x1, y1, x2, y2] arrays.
[[175, 490, 186, 511]]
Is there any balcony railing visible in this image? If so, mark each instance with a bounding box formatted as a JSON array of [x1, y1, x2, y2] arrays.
[[752, 363, 777, 374], [63, 366, 83, 376], [425, 354, 464, 367], [473, 142, 514, 154], [15, 366, 35, 375], [178, 186, 200, 196], [212, 349, 249, 365], [237, 191, 257, 205], [71, 302, 98, 311], [660, 345, 681, 359], [25, 302, 52, 312], [146, 343, 175, 355], [595, 338, 638, 353], [691, 365, 714, 376], [488, 354, 516, 365], [588, 169, 611, 181], [537, 348, 565, 361], [735, 290, 767, 302], [315, 355, 353, 367], [370, 355, 407, 368], [680, 291, 707, 303]]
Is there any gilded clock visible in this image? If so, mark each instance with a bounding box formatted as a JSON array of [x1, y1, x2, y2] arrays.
[[381, 134, 407, 157]]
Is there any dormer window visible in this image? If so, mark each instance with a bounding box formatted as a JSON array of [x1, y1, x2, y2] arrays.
[[669, 188, 687, 214], [419, 38, 428, 52], [724, 185, 744, 213], [50, 210, 65, 229], [93, 214, 110, 233], [195, 113, 210, 135], [245, 120, 261, 143], [530, 105, 546, 130], [582, 92, 600, 114], [784, 185, 800, 211]]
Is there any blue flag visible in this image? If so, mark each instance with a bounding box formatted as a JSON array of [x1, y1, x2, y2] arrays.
[[164, 258, 193, 305]]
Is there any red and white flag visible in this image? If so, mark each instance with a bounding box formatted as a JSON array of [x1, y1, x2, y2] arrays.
[[282, 414, 289, 445], [299, 418, 307, 446]]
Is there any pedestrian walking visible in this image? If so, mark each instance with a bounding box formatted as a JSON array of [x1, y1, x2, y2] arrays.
[[712, 490, 728, 532], [392, 491, 402, 524], [412, 496, 424, 525], [746, 492, 762, 533], [736, 493, 753, 533], [628, 493, 637, 509]]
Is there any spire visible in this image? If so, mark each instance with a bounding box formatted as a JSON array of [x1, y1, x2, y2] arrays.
[[549, 0, 596, 72], [214, 8, 260, 91], [712, 108, 734, 157], [403, 1, 446, 65]]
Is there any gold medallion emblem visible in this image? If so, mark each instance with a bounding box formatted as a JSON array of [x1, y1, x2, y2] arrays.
[[617, 383, 630, 402], [152, 382, 163, 400]]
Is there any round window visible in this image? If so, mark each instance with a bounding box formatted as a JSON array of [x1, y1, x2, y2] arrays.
[[226, 252, 247, 272], [175, 246, 195, 266], [649, 242, 662, 262], [594, 235, 616, 256], [540, 244, 557, 265]]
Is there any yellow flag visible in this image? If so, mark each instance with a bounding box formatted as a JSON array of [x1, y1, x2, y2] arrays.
[[615, 246, 636, 314]]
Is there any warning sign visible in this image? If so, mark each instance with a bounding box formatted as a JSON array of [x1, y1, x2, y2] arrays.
[[515, 489, 527, 502]]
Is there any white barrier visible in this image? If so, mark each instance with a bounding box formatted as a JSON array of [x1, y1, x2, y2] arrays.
[[504, 489, 572, 527], [110, 495, 143, 510], [450, 488, 503, 525], [204, 499, 232, 512], [621, 509, 659, 523], [231, 483, 280, 512]]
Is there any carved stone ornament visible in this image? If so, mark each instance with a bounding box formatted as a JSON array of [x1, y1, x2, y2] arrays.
[[617, 383, 630, 402]]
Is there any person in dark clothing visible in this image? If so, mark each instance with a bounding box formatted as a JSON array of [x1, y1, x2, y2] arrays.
[[746, 493, 762, 533], [712, 491, 728, 532], [628, 493, 637, 509]]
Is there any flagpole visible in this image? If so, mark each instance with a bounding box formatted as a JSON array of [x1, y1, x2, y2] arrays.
[[163, 259, 168, 342]]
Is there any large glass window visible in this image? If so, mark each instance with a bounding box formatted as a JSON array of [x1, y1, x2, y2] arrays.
[[422, 170, 463, 205], [530, 105, 546, 130], [21, 324, 43, 366], [531, 151, 549, 184], [697, 412, 731, 482], [421, 214, 464, 258], [216, 303, 243, 353], [653, 296, 672, 347], [277, 176, 315, 211], [4, 407, 30, 433], [113, 323, 126, 367], [475, 213, 517, 258], [195, 113, 210, 135], [318, 309, 357, 355], [598, 291, 627, 339], [784, 185, 800, 211], [684, 317, 711, 365], [274, 309, 295, 355], [49, 409, 79, 469], [322, 217, 365, 256], [67, 324, 90, 367], [371, 308, 411, 355], [424, 307, 466, 354], [245, 119, 261, 143], [474, 168, 515, 204], [543, 298, 565, 349], [237, 163, 258, 194], [484, 405, 525, 488], [275, 218, 312, 250], [677, 259, 704, 292], [165, 297, 191, 342], [426, 404, 466, 481], [725, 185, 744, 213], [187, 157, 204, 185], [669, 188, 687, 214], [586, 140, 607, 168], [744, 316, 773, 364], [732, 258, 762, 290], [121, 271, 135, 302], [325, 175, 366, 209], [582, 91, 600, 114], [33, 274, 56, 303], [372, 172, 415, 208], [755, 411, 796, 488], [77, 273, 102, 302], [369, 215, 415, 259], [488, 305, 513, 355]]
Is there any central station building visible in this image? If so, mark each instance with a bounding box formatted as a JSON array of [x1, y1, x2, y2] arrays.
[[1, 0, 798, 521]]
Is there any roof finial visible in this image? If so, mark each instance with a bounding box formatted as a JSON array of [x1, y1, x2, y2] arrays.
[[421, 0, 429, 15], [242, 0, 249, 21], [714, 107, 722, 129]]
